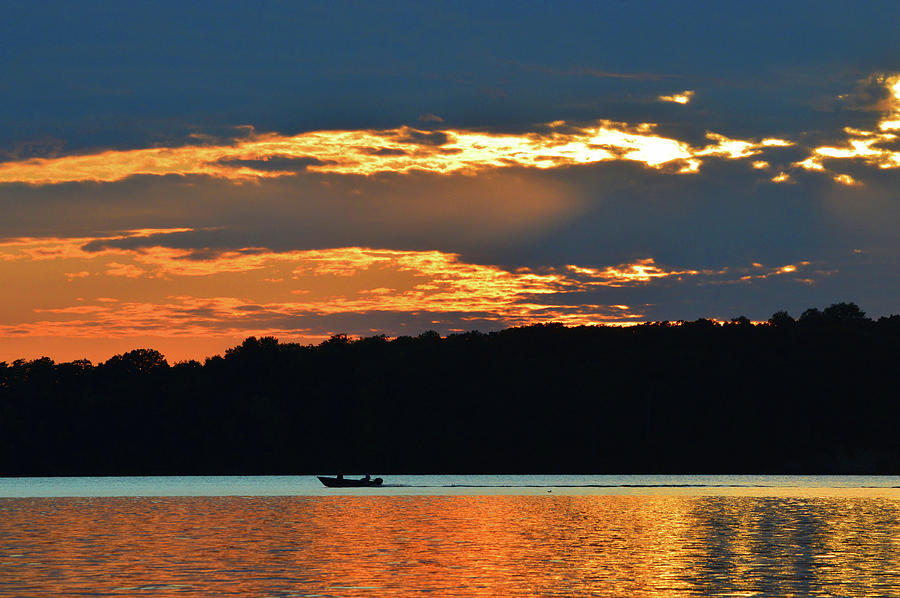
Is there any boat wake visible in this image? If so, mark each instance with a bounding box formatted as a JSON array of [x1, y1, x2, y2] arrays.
[[372, 483, 900, 489], [378, 483, 777, 489]]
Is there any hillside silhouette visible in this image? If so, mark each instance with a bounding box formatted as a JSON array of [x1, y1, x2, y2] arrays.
[[2, 303, 899, 475]]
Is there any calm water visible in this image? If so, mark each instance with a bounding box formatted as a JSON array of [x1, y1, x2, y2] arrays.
[[2, 476, 900, 596]]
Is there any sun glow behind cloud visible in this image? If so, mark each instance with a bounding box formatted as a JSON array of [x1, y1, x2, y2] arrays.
[[5, 73, 899, 189], [795, 74, 900, 182], [0, 120, 792, 185]]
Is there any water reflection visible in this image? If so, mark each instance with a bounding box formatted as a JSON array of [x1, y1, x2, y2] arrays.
[[686, 498, 900, 596], [1, 496, 898, 596]]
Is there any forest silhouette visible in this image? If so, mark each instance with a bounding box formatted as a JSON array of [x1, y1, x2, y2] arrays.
[[2, 303, 899, 475]]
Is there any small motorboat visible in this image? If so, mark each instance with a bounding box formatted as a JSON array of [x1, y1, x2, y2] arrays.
[[318, 475, 383, 488]]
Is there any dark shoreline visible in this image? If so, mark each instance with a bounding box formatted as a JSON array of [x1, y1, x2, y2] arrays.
[[3, 303, 899, 476]]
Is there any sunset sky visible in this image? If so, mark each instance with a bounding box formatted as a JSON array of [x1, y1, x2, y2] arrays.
[[3, 1, 899, 362]]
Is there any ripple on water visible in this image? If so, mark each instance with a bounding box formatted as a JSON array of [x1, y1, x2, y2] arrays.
[[0, 495, 899, 596]]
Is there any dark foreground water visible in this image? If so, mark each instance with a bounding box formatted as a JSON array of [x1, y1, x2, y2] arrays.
[[2, 477, 900, 596]]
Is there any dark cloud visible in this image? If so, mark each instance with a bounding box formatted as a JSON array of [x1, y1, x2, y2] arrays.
[[80, 229, 269, 258], [834, 74, 898, 112], [2, 158, 894, 276], [508, 60, 672, 81], [0, 138, 66, 163], [390, 129, 450, 146], [3, 1, 899, 154], [235, 304, 265, 312], [0, 168, 579, 252], [214, 156, 328, 172]]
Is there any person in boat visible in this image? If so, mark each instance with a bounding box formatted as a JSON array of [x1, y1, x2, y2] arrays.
[[364, 474, 371, 482], [337, 473, 343, 480]]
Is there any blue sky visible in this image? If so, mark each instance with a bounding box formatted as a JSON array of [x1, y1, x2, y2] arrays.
[[5, 2, 898, 146]]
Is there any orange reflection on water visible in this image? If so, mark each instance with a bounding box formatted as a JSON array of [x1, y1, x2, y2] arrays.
[[298, 496, 699, 595], [2, 495, 900, 596]]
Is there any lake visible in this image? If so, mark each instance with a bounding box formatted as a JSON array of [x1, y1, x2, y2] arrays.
[[2, 476, 900, 596]]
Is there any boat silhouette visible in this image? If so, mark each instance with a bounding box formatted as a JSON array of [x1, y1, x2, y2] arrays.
[[318, 475, 383, 487]]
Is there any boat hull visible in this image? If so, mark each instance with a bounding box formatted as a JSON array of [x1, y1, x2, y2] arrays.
[[318, 476, 383, 488]]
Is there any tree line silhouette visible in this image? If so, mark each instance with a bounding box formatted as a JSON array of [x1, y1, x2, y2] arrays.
[[2, 303, 899, 475]]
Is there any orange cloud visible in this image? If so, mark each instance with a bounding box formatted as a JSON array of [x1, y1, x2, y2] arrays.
[[2, 74, 897, 189], [795, 74, 900, 178], [0, 231, 822, 362], [771, 172, 792, 183], [658, 90, 695, 104], [832, 173, 861, 186], [566, 259, 700, 286], [705, 261, 820, 285], [0, 120, 793, 185], [105, 262, 146, 278]]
